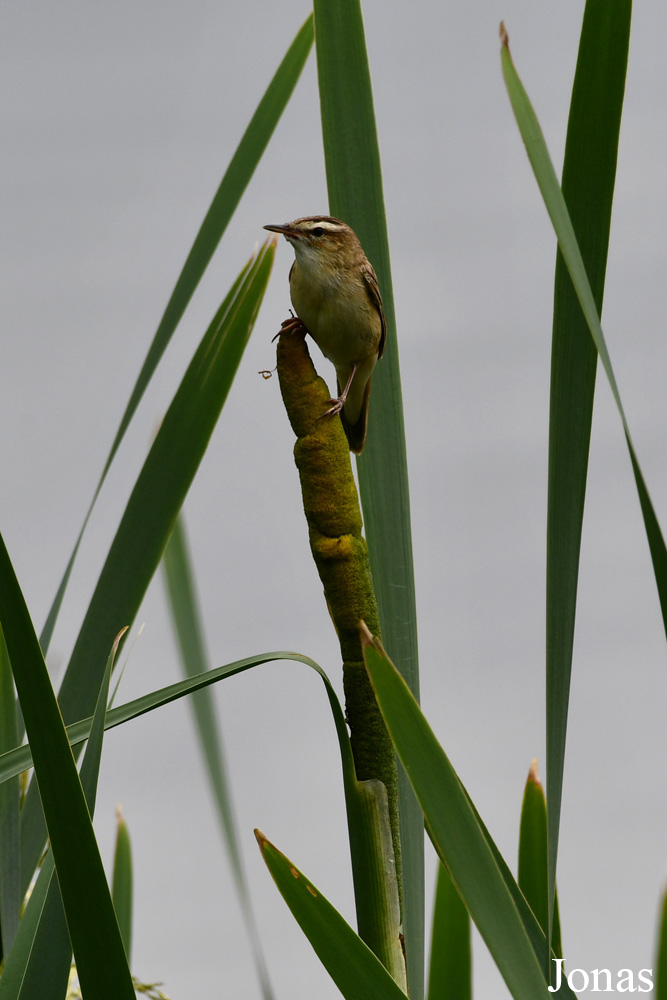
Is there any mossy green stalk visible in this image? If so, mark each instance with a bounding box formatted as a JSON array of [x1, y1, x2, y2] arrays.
[[276, 325, 402, 915]]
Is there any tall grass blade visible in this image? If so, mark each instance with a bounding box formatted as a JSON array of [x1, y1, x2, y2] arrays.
[[517, 760, 562, 959], [501, 14, 667, 965], [112, 807, 133, 965], [427, 862, 471, 1000], [19, 242, 275, 899], [0, 628, 19, 959], [256, 831, 408, 1000], [162, 515, 275, 1000], [533, 0, 631, 959], [0, 536, 134, 999], [3, 629, 124, 1000], [11, 862, 70, 1000], [361, 629, 576, 1000], [39, 14, 314, 655], [0, 852, 58, 1000], [313, 4, 423, 992]]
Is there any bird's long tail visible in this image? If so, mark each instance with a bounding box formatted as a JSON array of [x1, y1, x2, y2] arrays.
[[339, 376, 371, 454]]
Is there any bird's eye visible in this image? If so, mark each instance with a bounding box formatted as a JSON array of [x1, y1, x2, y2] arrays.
[[311, 227, 325, 237]]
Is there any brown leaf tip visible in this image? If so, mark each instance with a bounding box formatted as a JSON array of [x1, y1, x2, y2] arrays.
[[499, 21, 510, 49], [112, 625, 129, 658], [359, 620, 374, 649], [254, 828, 268, 853], [528, 757, 541, 785]]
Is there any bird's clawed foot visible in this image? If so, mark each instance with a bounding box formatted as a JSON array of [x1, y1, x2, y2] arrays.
[[317, 365, 356, 420], [272, 312, 308, 342], [319, 396, 345, 420]]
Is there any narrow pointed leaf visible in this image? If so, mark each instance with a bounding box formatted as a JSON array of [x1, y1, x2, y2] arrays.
[[2, 652, 329, 786], [0, 534, 134, 999], [20, 241, 275, 898], [4, 641, 395, 976], [12, 629, 123, 1000], [10, 631, 122, 1000], [256, 832, 408, 1000], [461, 784, 573, 996], [0, 627, 19, 958], [503, 0, 631, 955], [1, 646, 405, 995], [502, 8, 667, 956], [518, 760, 562, 959], [0, 853, 59, 1000], [162, 515, 274, 999], [500, 24, 667, 639], [39, 14, 314, 655], [112, 807, 133, 964], [313, 4, 422, 991], [361, 628, 575, 1000], [427, 861, 471, 1000], [11, 860, 69, 1000]]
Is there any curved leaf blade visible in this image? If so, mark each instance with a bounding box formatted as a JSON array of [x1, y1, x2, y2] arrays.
[[4, 630, 124, 1000], [1, 646, 405, 995], [40, 14, 314, 654], [361, 628, 572, 1000], [105, 14, 314, 473], [256, 831, 408, 1000], [0, 853, 59, 1000], [162, 515, 275, 999], [536, 0, 631, 956], [0, 627, 19, 958], [0, 535, 134, 1000], [1, 652, 326, 786], [427, 861, 471, 1000], [20, 240, 275, 896], [500, 18, 667, 968]]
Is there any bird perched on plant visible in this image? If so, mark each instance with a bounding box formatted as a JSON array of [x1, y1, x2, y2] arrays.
[[264, 215, 386, 454]]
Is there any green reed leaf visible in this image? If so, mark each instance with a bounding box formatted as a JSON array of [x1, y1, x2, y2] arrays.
[[313, 3, 423, 991]]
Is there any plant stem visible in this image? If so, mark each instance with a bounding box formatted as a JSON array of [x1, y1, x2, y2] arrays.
[[276, 327, 404, 979]]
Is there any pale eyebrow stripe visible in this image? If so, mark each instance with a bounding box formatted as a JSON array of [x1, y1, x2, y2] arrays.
[[304, 220, 344, 232]]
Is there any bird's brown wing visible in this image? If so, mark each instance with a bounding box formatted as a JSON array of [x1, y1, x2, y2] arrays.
[[361, 260, 387, 359]]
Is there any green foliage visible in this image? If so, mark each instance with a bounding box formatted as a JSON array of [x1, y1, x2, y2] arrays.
[[427, 862, 471, 1000], [517, 761, 562, 961], [162, 516, 274, 999], [2, 3, 666, 999], [313, 3, 424, 991], [257, 832, 409, 1000], [112, 808, 134, 966], [0, 542, 133, 998], [361, 629, 575, 1000]]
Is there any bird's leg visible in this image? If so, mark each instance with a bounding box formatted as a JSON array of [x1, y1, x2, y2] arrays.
[[321, 365, 356, 418]]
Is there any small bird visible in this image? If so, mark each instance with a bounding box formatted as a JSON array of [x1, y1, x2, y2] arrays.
[[264, 216, 386, 454]]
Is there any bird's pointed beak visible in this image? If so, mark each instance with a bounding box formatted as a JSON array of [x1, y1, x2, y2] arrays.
[[264, 223, 299, 239]]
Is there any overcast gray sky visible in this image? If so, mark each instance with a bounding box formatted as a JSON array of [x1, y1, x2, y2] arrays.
[[3, 2, 667, 997]]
